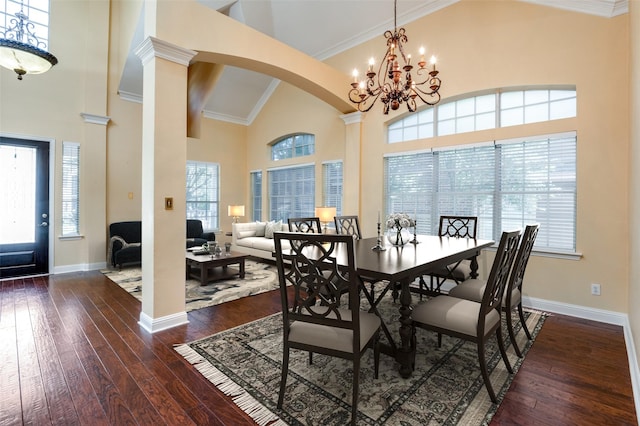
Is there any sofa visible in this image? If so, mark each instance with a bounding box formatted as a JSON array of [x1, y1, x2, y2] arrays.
[[109, 219, 215, 268], [231, 221, 291, 260]]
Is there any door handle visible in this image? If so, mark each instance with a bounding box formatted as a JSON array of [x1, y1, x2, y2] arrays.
[[39, 222, 48, 227]]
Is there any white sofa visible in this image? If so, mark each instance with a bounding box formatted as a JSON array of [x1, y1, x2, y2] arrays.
[[231, 221, 291, 260]]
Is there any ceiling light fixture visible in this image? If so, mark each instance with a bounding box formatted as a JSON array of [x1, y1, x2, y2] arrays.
[[0, 1, 58, 80], [348, 0, 442, 114]]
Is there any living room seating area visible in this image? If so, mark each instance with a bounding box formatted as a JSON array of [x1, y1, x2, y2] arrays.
[[108, 219, 215, 268]]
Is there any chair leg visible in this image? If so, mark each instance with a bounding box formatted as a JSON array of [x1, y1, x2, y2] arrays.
[[351, 357, 360, 426], [437, 333, 442, 348], [477, 339, 497, 404], [518, 302, 532, 340], [374, 334, 380, 379], [496, 326, 513, 374], [505, 308, 523, 358], [278, 348, 290, 408], [308, 351, 313, 365]]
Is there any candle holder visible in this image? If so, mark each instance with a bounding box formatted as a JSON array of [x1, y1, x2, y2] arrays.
[[372, 220, 386, 251], [410, 220, 420, 244]]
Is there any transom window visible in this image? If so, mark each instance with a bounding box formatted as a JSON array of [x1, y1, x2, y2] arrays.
[[1, 0, 50, 47], [271, 133, 315, 161], [388, 87, 576, 143], [384, 132, 577, 253], [186, 161, 219, 230]]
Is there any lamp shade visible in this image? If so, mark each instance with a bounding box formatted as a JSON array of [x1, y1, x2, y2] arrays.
[[228, 205, 245, 217], [315, 207, 336, 224]]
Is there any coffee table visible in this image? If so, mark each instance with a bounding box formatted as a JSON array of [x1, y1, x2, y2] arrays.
[[185, 250, 249, 285]]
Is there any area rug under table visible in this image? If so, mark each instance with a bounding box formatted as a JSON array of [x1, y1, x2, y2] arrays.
[[101, 259, 278, 312], [175, 293, 547, 425]]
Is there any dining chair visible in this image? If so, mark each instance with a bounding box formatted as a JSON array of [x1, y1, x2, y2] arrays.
[[416, 215, 478, 298], [334, 215, 363, 239], [333, 214, 393, 310], [411, 229, 521, 403], [287, 217, 322, 233], [273, 232, 381, 425], [448, 224, 540, 357]]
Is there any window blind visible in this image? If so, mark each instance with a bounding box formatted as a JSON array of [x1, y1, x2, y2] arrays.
[[322, 161, 343, 217], [268, 164, 315, 222], [384, 132, 577, 252], [250, 171, 262, 221], [61, 142, 80, 236]]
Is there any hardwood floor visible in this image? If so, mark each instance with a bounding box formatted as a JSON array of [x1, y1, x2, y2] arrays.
[[0, 270, 636, 425]]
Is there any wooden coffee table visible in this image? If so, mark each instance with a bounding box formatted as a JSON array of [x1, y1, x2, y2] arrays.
[[185, 250, 249, 285]]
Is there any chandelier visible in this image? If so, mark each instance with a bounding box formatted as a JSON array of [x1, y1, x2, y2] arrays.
[[348, 0, 442, 114], [0, 1, 58, 80]]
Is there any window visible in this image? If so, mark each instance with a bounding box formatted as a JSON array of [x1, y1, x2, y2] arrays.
[[271, 133, 315, 161], [61, 142, 80, 236], [186, 161, 219, 230], [1, 0, 51, 47], [388, 87, 576, 143], [268, 164, 315, 222], [322, 161, 343, 217], [250, 171, 262, 221], [384, 132, 576, 252]]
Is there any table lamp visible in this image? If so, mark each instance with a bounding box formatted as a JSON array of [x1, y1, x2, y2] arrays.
[[228, 205, 245, 223], [315, 206, 337, 233]]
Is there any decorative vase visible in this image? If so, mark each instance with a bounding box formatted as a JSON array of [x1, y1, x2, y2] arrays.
[[387, 228, 411, 246]]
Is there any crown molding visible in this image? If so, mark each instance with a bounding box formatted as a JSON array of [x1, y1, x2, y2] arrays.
[[340, 111, 364, 125], [134, 36, 197, 66], [520, 0, 628, 17]]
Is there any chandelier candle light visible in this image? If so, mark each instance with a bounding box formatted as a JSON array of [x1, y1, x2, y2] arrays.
[[348, 0, 442, 114], [0, 0, 58, 80]]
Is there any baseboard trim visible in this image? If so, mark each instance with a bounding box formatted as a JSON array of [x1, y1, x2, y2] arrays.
[[523, 296, 640, 422], [139, 311, 189, 334]]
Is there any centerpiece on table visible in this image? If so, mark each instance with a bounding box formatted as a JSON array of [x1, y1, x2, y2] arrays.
[[386, 213, 416, 246]]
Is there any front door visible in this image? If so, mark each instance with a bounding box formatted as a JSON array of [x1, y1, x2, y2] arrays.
[[0, 137, 50, 278]]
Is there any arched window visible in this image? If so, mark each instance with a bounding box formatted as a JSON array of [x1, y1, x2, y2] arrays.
[[271, 133, 315, 161], [388, 87, 576, 143]]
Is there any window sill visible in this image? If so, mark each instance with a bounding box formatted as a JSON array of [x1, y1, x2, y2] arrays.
[[59, 234, 84, 241]]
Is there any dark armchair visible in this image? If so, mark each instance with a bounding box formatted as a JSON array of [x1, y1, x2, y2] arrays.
[[186, 219, 216, 249]]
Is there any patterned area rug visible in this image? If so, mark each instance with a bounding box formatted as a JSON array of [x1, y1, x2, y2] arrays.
[[175, 292, 547, 425], [101, 260, 278, 312]]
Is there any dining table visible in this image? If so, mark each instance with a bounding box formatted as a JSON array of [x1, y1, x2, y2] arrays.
[[351, 235, 494, 378]]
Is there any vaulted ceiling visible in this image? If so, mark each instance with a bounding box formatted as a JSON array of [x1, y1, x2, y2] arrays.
[[117, 0, 628, 126]]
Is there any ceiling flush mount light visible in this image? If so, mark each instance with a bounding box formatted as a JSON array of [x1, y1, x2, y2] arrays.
[[348, 0, 442, 114], [0, 2, 58, 80]]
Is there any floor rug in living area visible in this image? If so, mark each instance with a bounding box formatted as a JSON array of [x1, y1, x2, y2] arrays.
[[175, 293, 548, 426], [101, 260, 278, 312]]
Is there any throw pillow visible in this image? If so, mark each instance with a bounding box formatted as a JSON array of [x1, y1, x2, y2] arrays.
[[254, 221, 266, 237], [265, 220, 282, 239]]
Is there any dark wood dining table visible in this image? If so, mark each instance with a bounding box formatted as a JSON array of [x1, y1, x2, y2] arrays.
[[352, 235, 494, 378]]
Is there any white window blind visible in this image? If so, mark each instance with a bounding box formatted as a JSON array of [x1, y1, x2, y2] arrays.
[[322, 161, 343, 217], [384, 152, 434, 234], [186, 161, 219, 230], [250, 171, 262, 221], [61, 142, 80, 236], [268, 164, 315, 222], [384, 132, 577, 252]]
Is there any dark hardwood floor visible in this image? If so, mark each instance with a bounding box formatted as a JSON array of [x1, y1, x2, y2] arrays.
[[0, 270, 636, 425]]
